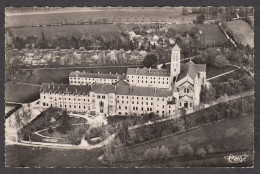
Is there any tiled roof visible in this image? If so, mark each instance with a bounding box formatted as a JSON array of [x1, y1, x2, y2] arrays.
[[127, 67, 170, 77], [112, 79, 130, 86], [40, 83, 91, 95], [177, 61, 206, 81], [90, 84, 115, 94], [69, 71, 124, 79], [91, 84, 172, 97]]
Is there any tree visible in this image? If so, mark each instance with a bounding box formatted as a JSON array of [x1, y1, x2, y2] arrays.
[[15, 105, 32, 142], [39, 31, 48, 49], [161, 63, 166, 69], [48, 127, 53, 133], [143, 54, 157, 68], [165, 28, 176, 38], [200, 86, 216, 103], [57, 110, 72, 134], [196, 14, 205, 24], [214, 55, 230, 67], [103, 138, 126, 165], [177, 144, 194, 158], [117, 121, 130, 145], [196, 148, 207, 158], [206, 144, 214, 156], [67, 125, 89, 145], [143, 146, 171, 162]]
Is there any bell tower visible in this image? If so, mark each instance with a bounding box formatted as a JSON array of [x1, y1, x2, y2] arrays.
[[170, 44, 181, 83]]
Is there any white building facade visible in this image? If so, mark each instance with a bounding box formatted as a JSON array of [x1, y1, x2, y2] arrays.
[[40, 44, 206, 117]]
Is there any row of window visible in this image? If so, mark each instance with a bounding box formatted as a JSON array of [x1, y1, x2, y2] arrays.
[[43, 96, 90, 102], [42, 102, 89, 110], [135, 80, 169, 85], [129, 76, 169, 81], [133, 106, 153, 112], [71, 77, 116, 82]]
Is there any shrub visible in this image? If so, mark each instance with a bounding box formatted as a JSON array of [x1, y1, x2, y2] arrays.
[[85, 133, 102, 145], [177, 144, 194, 158], [196, 148, 207, 158], [88, 127, 103, 139], [48, 127, 53, 133], [67, 125, 89, 145]]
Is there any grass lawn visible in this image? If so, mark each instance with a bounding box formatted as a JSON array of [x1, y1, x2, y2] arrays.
[[5, 83, 40, 103], [5, 145, 104, 167], [225, 20, 254, 48], [125, 114, 253, 167], [206, 65, 237, 79], [18, 67, 129, 85], [165, 64, 237, 80], [210, 68, 247, 83]]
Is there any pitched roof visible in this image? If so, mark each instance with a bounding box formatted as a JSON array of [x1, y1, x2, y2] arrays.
[[112, 79, 130, 86], [177, 61, 206, 81], [40, 83, 91, 95], [90, 84, 115, 94], [69, 71, 124, 79], [172, 44, 181, 51], [127, 67, 170, 77], [90, 84, 173, 97]]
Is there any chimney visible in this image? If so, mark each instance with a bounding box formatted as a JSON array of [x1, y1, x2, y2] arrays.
[[66, 88, 68, 93], [48, 84, 50, 89], [149, 67, 151, 73], [98, 71, 99, 74], [110, 72, 111, 74]]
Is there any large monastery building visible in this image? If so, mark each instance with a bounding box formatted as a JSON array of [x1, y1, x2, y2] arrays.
[[40, 44, 206, 117]]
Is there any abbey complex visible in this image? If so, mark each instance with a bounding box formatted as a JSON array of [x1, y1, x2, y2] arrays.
[[40, 44, 206, 118]]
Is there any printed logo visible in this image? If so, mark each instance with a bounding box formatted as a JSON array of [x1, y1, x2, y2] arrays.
[[224, 154, 249, 163]]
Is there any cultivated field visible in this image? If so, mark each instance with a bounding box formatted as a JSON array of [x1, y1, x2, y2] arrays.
[[225, 20, 254, 47], [5, 84, 40, 103], [9, 24, 123, 42], [6, 7, 196, 27]]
